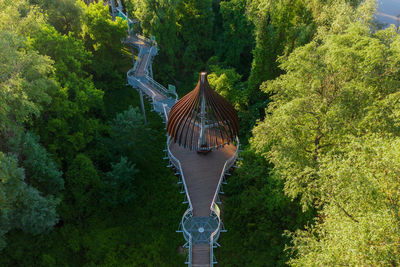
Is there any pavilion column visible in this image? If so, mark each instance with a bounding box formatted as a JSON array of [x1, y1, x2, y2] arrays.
[[198, 93, 206, 149], [198, 74, 207, 149]]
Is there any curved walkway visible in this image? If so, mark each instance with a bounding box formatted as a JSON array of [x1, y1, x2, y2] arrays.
[[119, 7, 239, 266]]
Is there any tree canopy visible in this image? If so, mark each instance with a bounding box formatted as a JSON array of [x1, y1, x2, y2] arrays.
[[1, 0, 400, 266]]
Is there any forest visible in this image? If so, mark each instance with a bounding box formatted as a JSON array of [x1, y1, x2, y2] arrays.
[[0, 0, 399, 266]]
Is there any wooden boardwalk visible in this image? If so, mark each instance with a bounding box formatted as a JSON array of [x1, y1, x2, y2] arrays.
[[170, 141, 236, 266], [125, 33, 238, 266], [192, 244, 211, 266], [169, 142, 236, 217]]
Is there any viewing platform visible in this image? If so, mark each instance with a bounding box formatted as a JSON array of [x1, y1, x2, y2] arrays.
[[119, 4, 240, 264]]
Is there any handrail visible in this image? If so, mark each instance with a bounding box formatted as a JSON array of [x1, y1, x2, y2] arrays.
[[210, 137, 240, 213], [188, 236, 192, 266], [126, 32, 177, 102], [132, 46, 145, 74], [167, 136, 193, 210], [136, 45, 170, 99], [162, 104, 170, 121], [144, 46, 178, 100], [181, 208, 194, 244], [118, 4, 194, 266], [209, 137, 240, 266], [133, 77, 159, 110], [115, 7, 136, 25], [168, 135, 195, 266]]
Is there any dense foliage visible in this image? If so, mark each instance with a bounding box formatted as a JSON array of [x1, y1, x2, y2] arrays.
[[0, 0, 183, 265], [1, 0, 399, 266]]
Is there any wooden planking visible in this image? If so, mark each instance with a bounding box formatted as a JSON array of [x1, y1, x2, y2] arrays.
[[135, 52, 149, 77], [138, 80, 166, 101], [169, 142, 236, 217], [124, 36, 149, 47], [134, 52, 166, 101], [192, 244, 211, 266], [126, 33, 236, 266]]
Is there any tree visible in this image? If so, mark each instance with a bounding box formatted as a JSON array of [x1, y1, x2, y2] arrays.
[[80, 0, 127, 92], [251, 1, 400, 264], [220, 149, 313, 266], [0, 152, 60, 250], [0, 30, 56, 132], [207, 64, 245, 110], [246, 0, 314, 93], [133, 0, 183, 79], [6, 131, 64, 196], [251, 3, 387, 208], [31, 24, 104, 164], [102, 156, 138, 206], [62, 154, 101, 221], [288, 136, 400, 265], [217, 0, 254, 74], [30, 0, 84, 35], [176, 0, 215, 70], [109, 106, 155, 165]]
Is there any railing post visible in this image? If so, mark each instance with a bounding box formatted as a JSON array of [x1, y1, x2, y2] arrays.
[[139, 90, 147, 124], [111, 0, 116, 20], [131, 47, 135, 67]]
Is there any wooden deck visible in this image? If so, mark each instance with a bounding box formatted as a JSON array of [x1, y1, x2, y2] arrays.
[[169, 142, 236, 217], [169, 131, 236, 265], [132, 44, 167, 102], [135, 52, 148, 76], [192, 244, 211, 266], [125, 33, 236, 266]]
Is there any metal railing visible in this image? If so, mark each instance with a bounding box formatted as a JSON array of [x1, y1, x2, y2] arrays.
[[131, 44, 177, 102], [167, 137, 193, 211], [209, 137, 240, 266], [188, 236, 192, 266], [144, 46, 178, 100], [162, 104, 171, 121], [181, 209, 194, 242], [121, 5, 241, 265], [167, 136, 194, 266], [118, 3, 192, 266]]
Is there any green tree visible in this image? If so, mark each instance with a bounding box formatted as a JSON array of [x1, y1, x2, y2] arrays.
[[220, 149, 312, 266], [133, 0, 183, 79], [0, 30, 56, 132], [246, 0, 314, 93], [102, 156, 138, 206], [217, 0, 254, 74], [251, 1, 400, 264], [0, 152, 60, 250], [6, 131, 64, 196], [207, 64, 245, 110], [31, 24, 104, 164], [62, 154, 101, 221], [288, 136, 400, 265], [30, 0, 84, 35], [80, 0, 127, 92], [252, 18, 398, 209], [176, 0, 215, 70], [109, 106, 155, 165]]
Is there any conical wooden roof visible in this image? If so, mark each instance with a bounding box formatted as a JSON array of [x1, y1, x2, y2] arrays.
[[167, 72, 239, 150]]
